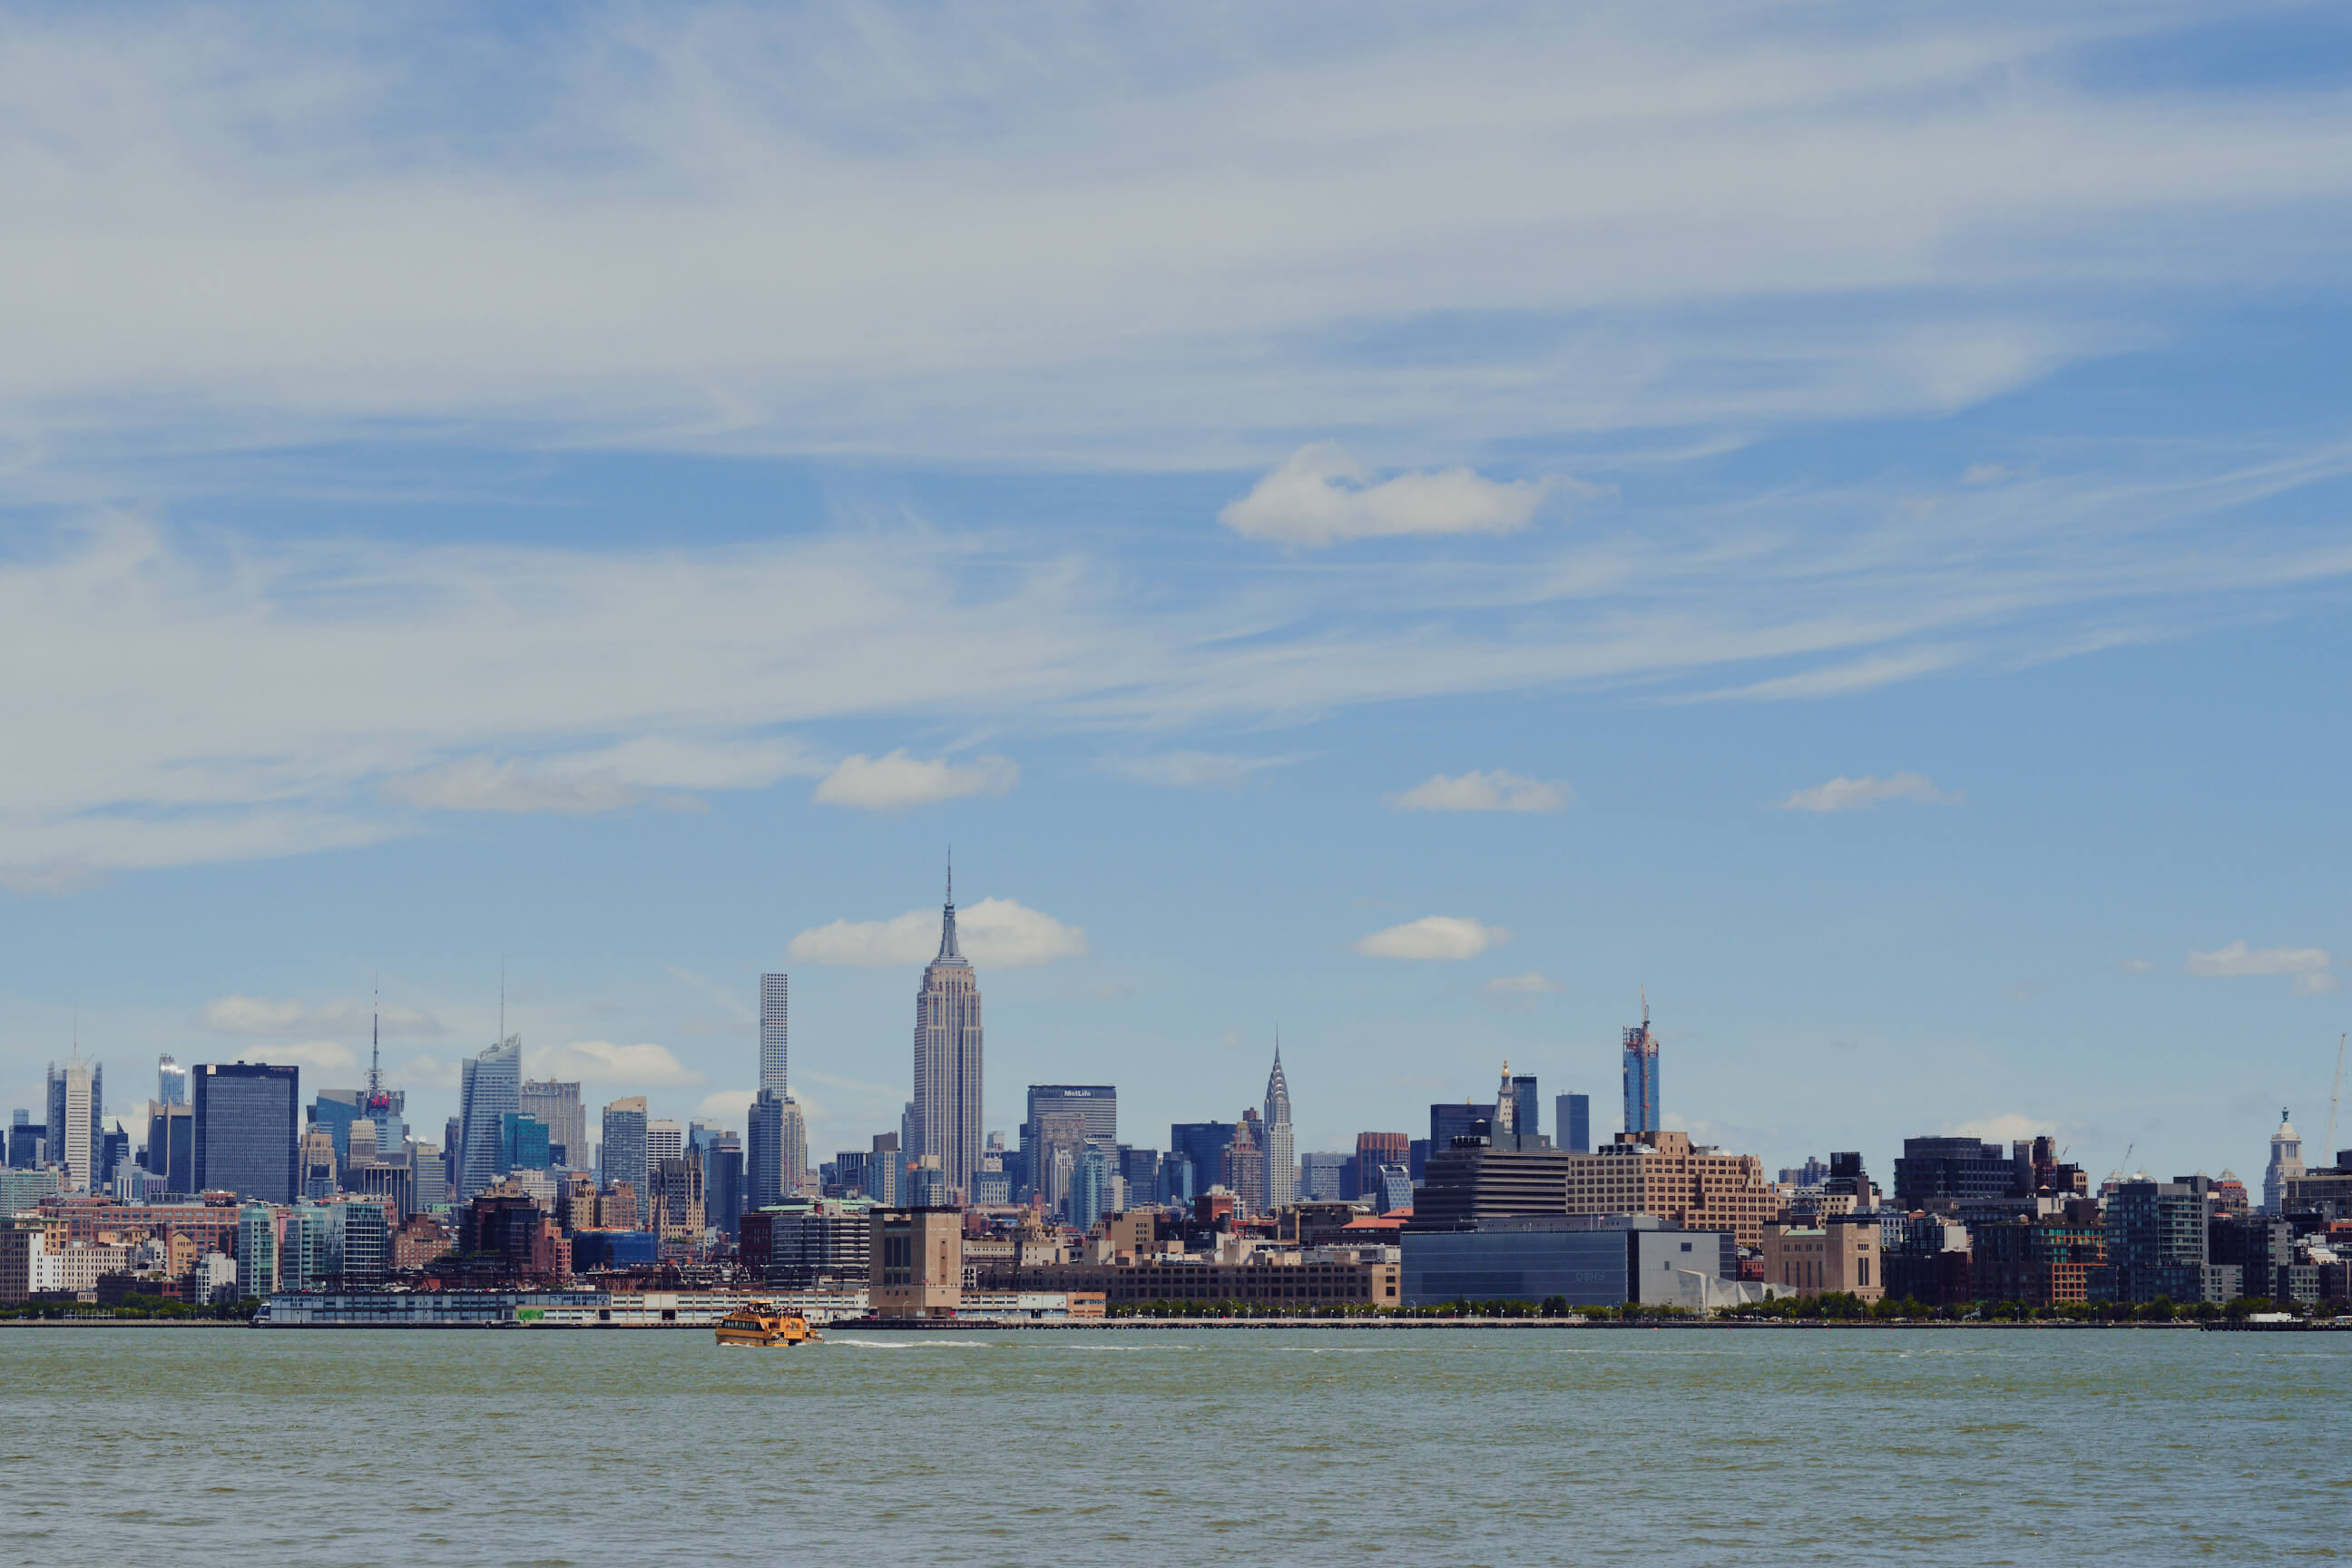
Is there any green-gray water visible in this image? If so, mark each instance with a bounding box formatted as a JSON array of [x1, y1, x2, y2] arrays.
[[7, 1326, 2347, 1564]]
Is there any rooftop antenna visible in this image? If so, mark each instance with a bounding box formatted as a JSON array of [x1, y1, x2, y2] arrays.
[[500, 956, 506, 1044], [946, 848, 954, 907], [2326, 1033, 2347, 1160], [368, 973, 382, 1096]]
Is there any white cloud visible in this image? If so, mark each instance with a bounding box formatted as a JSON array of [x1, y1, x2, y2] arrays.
[[1485, 972, 1561, 995], [522, 1039, 704, 1087], [1776, 771, 1959, 813], [1221, 445, 1548, 547], [200, 994, 444, 1037], [789, 897, 1088, 968], [1354, 916, 1510, 961], [813, 750, 1019, 811], [695, 1089, 755, 1127], [1944, 1112, 2051, 1146], [2120, 957, 2157, 974], [2185, 941, 2335, 994], [1392, 769, 1571, 814], [1108, 752, 1296, 790], [396, 1054, 462, 1093]]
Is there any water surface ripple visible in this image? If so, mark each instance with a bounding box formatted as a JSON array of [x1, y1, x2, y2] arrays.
[[6, 1326, 2347, 1565]]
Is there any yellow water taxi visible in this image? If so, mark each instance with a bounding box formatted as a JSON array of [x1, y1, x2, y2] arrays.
[[715, 1301, 822, 1348]]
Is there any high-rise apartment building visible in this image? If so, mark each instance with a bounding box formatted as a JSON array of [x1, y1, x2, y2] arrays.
[[1262, 1047, 1297, 1211], [519, 1081, 586, 1170], [456, 1035, 522, 1203], [1227, 1111, 1267, 1216], [1029, 1111, 1086, 1217], [1556, 1093, 1591, 1154], [647, 1119, 685, 1169], [760, 973, 789, 1096], [193, 1063, 299, 1203], [911, 864, 985, 1201], [650, 1146, 706, 1251], [779, 1099, 807, 1198], [1622, 997, 1660, 1136], [602, 1096, 650, 1212], [48, 1062, 97, 1192]]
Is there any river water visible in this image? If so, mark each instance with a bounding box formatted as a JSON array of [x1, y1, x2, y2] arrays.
[[5, 1325, 2347, 1565]]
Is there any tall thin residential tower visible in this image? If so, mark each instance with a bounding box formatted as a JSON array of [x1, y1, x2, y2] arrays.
[[1622, 992, 1660, 1137], [911, 859, 985, 1202], [760, 973, 789, 1096]]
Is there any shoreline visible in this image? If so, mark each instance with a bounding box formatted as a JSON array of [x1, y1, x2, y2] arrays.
[[9, 1314, 2336, 1331]]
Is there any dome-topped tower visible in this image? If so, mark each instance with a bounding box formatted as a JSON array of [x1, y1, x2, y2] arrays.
[[2262, 1109, 2304, 1216]]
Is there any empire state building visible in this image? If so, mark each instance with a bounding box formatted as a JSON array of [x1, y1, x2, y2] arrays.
[[912, 862, 985, 1201]]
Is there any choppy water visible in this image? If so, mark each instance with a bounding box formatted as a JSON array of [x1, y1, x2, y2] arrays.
[[6, 1325, 2348, 1565]]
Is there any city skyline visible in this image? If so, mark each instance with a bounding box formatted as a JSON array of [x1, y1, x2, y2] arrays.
[[5, 7, 2352, 1190]]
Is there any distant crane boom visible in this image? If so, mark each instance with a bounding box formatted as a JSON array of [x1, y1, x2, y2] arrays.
[[2326, 1033, 2347, 1161]]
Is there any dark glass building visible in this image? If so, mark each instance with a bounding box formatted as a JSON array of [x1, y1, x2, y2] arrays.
[[1891, 1137, 2028, 1210], [1555, 1094, 1591, 1154], [1170, 1122, 1236, 1199], [192, 1063, 299, 1203]]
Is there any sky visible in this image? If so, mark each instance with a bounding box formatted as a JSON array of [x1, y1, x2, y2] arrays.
[[5, 2, 2351, 1187]]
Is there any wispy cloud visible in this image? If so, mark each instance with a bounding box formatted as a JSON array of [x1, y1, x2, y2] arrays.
[[5, 9, 2351, 470], [1221, 446, 1547, 547], [1107, 752, 1298, 790], [1354, 916, 1510, 961], [1485, 972, 1561, 995], [1392, 769, 1571, 814], [1776, 772, 1959, 813], [200, 995, 445, 1037], [522, 1039, 704, 1087], [813, 751, 1019, 811], [789, 897, 1088, 968], [2185, 941, 2336, 995]]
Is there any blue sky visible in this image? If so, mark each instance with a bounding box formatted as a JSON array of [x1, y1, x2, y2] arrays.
[[5, 3, 2350, 1185]]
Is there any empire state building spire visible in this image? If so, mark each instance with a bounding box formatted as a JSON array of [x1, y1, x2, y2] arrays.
[[937, 851, 963, 962]]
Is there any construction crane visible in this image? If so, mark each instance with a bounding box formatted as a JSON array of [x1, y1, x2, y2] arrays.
[[2325, 1033, 2347, 1161]]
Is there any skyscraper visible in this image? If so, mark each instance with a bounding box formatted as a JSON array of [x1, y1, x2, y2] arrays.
[[1622, 995, 1660, 1136], [1262, 1045, 1297, 1211], [456, 1035, 522, 1203], [603, 1096, 650, 1207], [519, 1080, 586, 1169], [760, 973, 790, 1096], [1352, 1132, 1408, 1200], [192, 1063, 299, 1203], [2263, 1110, 2304, 1216], [1510, 1074, 1540, 1142], [747, 1091, 786, 1210], [1023, 1085, 1114, 1198], [1227, 1111, 1266, 1216], [912, 861, 985, 1201], [48, 1061, 97, 1192], [647, 1119, 685, 1169], [157, 1054, 187, 1107], [1556, 1093, 1591, 1154]]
